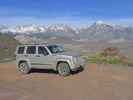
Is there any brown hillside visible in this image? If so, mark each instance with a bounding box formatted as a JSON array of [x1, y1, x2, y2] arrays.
[[0, 33, 19, 61]]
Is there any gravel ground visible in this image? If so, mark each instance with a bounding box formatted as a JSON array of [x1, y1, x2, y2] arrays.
[[0, 62, 133, 100]]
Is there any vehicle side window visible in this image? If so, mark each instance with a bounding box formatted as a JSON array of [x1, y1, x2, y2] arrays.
[[26, 46, 36, 54], [38, 46, 49, 56], [18, 47, 25, 54]]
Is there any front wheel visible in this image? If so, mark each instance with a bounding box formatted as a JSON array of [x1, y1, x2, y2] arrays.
[[57, 62, 71, 76]]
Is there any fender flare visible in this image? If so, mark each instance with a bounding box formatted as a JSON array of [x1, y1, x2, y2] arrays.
[[17, 59, 32, 68], [56, 58, 73, 70]]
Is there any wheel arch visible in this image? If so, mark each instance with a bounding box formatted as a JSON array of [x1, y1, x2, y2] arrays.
[[18, 60, 27, 65], [56, 60, 71, 71], [17, 59, 31, 68]]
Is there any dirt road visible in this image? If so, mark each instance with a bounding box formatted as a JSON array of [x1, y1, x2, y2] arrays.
[[0, 62, 133, 100]]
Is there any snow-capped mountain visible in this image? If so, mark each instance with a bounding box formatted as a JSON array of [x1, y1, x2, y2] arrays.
[[0, 24, 75, 34], [14, 25, 46, 33], [0, 21, 133, 41], [79, 21, 133, 40], [45, 24, 76, 38], [79, 21, 115, 40], [47, 24, 75, 33], [0, 25, 47, 34]]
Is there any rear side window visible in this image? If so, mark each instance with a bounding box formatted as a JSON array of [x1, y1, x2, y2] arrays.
[[26, 46, 36, 54], [38, 46, 49, 55], [18, 47, 25, 54]]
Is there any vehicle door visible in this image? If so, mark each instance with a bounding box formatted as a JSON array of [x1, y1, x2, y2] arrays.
[[35, 46, 56, 69], [25, 46, 38, 67]]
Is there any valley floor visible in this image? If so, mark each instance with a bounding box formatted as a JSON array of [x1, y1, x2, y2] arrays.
[[0, 62, 133, 100]]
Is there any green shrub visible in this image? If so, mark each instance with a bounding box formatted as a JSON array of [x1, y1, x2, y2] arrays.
[[81, 52, 131, 65]]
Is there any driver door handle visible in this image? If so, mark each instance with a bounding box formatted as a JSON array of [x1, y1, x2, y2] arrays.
[[24, 55, 28, 57], [36, 55, 40, 57]]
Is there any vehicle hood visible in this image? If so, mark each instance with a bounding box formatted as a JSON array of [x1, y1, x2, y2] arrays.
[[56, 51, 80, 57]]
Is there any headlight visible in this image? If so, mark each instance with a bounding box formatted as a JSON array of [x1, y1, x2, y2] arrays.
[[73, 57, 78, 64]]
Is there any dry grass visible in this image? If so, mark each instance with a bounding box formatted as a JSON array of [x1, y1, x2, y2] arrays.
[[81, 47, 133, 66]]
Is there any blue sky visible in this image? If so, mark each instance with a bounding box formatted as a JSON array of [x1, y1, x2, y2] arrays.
[[0, 0, 133, 27]]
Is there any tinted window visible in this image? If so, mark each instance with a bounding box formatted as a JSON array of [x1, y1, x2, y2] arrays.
[[38, 46, 49, 55], [47, 45, 64, 54], [26, 46, 36, 54], [18, 47, 25, 54]]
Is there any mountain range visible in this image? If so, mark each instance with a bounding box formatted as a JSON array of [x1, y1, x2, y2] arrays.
[[0, 21, 133, 41]]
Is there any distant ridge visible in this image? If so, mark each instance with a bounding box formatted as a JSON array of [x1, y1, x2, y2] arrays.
[[0, 22, 133, 41]]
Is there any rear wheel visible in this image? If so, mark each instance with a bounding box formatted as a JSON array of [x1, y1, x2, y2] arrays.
[[18, 62, 30, 74], [57, 62, 71, 76]]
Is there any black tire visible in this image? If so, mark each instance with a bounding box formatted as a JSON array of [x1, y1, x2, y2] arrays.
[[57, 62, 71, 76], [18, 62, 30, 74]]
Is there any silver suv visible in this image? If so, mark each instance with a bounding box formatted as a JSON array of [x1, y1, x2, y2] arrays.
[[15, 44, 85, 76]]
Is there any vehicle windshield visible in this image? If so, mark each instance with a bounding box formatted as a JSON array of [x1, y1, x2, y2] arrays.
[[47, 45, 64, 54]]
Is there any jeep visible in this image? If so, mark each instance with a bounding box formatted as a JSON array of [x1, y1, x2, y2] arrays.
[[15, 44, 85, 76]]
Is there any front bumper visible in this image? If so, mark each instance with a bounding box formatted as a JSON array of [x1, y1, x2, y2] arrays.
[[71, 65, 84, 71], [71, 58, 86, 71]]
